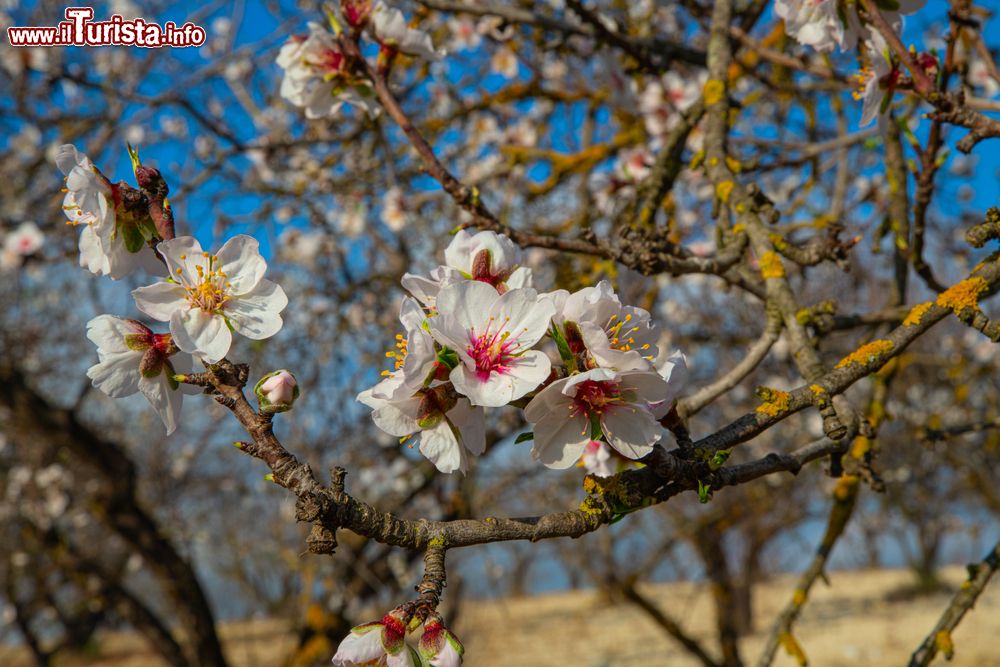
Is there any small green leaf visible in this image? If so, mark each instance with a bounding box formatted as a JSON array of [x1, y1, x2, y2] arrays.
[[514, 432, 534, 445], [121, 222, 145, 253], [436, 346, 459, 370], [698, 480, 712, 504]]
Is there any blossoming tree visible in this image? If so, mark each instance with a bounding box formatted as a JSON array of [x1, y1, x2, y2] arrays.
[[3, 0, 1000, 665]]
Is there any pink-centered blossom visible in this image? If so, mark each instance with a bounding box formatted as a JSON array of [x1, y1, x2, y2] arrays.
[[429, 281, 554, 407], [276, 23, 379, 119], [132, 235, 287, 364], [358, 384, 485, 474], [401, 230, 533, 308], [85, 315, 196, 435], [1, 222, 44, 270], [525, 367, 669, 469], [548, 280, 659, 371]]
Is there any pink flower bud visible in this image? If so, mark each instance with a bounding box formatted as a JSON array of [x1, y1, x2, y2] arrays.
[[261, 370, 296, 403], [254, 370, 299, 412]]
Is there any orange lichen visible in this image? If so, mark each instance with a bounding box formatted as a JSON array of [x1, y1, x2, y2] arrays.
[[755, 387, 791, 417], [759, 251, 785, 279], [936, 277, 988, 313], [835, 339, 894, 369], [834, 475, 859, 501], [850, 437, 871, 460], [903, 301, 934, 327]]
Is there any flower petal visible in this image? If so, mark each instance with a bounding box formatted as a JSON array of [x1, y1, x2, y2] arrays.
[[216, 234, 267, 294], [332, 625, 386, 665], [530, 412, 590, 469], [86, 315, 148, 355], [138, 373, 183, 435], [601, 406, 661, 460], [224, 279, 287, 340], [87, 352, 141, 398], [420, 420, 467, 474], [132, 282, 188, 322], [170, 308, 231, 363]]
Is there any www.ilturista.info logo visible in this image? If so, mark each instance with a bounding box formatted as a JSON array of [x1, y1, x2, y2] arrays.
[[6, 7, 206, 48]]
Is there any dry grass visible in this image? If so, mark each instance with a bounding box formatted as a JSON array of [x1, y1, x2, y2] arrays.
[[2, 566, 997, 666]]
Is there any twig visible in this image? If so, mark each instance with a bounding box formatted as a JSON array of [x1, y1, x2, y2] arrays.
[[907, 540, 1000, 667]]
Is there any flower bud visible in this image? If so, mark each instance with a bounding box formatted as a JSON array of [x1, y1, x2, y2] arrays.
[[254, 370, 299, 412], [419, 615, 464, 667]]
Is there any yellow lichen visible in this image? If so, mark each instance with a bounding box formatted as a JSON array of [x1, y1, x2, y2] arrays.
[[809, 384, 826, 396], [755, 387, 791, 417], [835, 339, 894, 369], [935, 630, 954, 659], [936, 277, 988, 313], [834, 475, 859, 501], [725, 156, 742, 173], [715, 180, 735, 203], [703, 78, 726, 106], [792, 589, 807, 607], [778, 632, 808, 667], [850, 437, 871, 460], [732, 223, 747, 234], [759, 251, 785, 279], [903, 302, 933, 327]]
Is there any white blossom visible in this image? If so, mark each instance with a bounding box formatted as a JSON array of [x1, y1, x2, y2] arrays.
[[85, 315, 195, 435], [56, 144, 158, 279], [429, 281, 554, 407], [526, 367, 670, 469], [276, 23, 380, 119], [132, 235, 287, 363], [370, 1, 444, 60]]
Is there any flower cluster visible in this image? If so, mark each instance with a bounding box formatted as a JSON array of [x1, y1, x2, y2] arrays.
[[59, 145, 289, 434], [774, 0, 926, 126], [332, 610, 463, 667], [276, 1, 442, 120], [357, 230, 687, 475]]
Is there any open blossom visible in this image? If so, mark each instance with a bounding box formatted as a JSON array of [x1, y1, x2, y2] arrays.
[[525, 368, 669, 468], [638, 70, 705, 141], [1, 222, 44, 270], [367, 296, 439, 401], [132, 235, 287, 364], [56, 144, 158, 279], [525, 367, 670, 469], [332, 611, 421, 667], [358, 384, 485, 474], [370, 1, 444, 60], [776, 0, 925, 53], [854, 32, 898, 127], [429, 281, 554, 408], [85, 315, 195, 435], [381, 186, 408, 232], [401, 230, 533, 308], [581, 440, 615, 477], [276, 22, 379, 119], [549, 280, 659, 371], [447, 16, 481, 52], [490, 45, 519, 79]]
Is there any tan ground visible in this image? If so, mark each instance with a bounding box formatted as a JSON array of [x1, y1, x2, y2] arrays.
[[2, 566, 997, 666]]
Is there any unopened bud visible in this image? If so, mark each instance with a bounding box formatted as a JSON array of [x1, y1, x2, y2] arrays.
[[254, 369, 299, 412], [419, 615, 464, 666]]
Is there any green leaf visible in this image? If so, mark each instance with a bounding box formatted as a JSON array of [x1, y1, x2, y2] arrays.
[[514, 432, 534, 445], [697, 480, 712, 504], [121, 222, 145, 253], [550, 323, 577, 373], [436, 346, 459, 370]]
